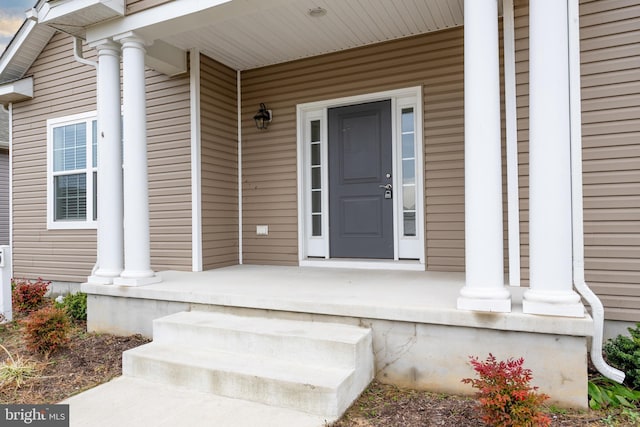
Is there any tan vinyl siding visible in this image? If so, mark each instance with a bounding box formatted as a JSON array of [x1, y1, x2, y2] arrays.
[[242, 29, 467, 269], [514, 1, 531, 285], [200, 54, 238, 269], [11, 32, 191, 282], [0, 149, 9, 245], [580, 0, 640, 321], [146, 68, 192, 272], [126, 0, 172, 15], [514, 0, 640, 321], [12, 33, 97, 282]]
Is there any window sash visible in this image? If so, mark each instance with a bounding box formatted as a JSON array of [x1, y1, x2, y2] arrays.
[[47, 113, 98, 228]]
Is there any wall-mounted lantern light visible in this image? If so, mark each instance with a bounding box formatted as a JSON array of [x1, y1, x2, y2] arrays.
[[253, 103, 272, 130]]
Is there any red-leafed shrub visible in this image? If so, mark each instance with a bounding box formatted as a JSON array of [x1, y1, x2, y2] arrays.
[[462, 353, 551, 427], [12, 278, 50, 314], [22, 306, 70, 357]]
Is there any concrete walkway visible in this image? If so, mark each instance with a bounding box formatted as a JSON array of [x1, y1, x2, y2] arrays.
[[62, 376, 328, 427]]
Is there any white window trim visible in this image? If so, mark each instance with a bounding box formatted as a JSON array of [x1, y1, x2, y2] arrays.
[[46, 111, 98, 230], [297, 86, 425, 267]]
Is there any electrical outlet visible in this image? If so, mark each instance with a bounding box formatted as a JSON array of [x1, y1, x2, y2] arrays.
[[256, 225, 269, 236]]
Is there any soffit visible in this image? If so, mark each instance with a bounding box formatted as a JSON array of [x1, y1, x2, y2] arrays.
[[0, 0, 56, 85], [162, 0, 464, 70]]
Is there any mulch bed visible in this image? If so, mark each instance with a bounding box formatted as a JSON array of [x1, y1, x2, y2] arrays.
[[0, 315, 149, 404], [331, 381, 625, 427]]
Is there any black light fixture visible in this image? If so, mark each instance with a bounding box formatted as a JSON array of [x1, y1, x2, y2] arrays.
[[253, 103, 272, 130]]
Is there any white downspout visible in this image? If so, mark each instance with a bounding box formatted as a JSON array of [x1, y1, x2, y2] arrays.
[[73, 37, 97, 68], [4, 103, 13, 269], [567, 0, 624, 383], [72, 37, 98, 274], [237, 70, 243, 264]]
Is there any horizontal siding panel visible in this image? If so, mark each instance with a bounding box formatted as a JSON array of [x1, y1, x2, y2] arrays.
[[512, 0, 640, 321], [200, 54, 239, 270]]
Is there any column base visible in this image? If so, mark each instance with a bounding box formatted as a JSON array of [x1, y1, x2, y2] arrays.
[[522, 300, 585, 317], [113, 274, 162, 287], [522, 289, 585, 317], [457, 296, 511, 313], [87, 274, 118, 285]]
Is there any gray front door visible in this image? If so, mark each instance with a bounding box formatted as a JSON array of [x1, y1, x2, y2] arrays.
[[328, 100, 393, 258]]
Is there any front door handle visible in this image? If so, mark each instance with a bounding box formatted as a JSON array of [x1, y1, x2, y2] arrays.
[[378, 184, 392, 190]]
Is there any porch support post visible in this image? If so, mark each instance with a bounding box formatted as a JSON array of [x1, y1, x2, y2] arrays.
[[523, 0, 583, 317], [113, 32, 160, 286], [87, 39, 123, 285], [457, 0, 510, 312]]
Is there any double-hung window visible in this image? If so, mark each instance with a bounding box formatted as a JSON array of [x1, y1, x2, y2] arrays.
[[47, 112, 97, 229]]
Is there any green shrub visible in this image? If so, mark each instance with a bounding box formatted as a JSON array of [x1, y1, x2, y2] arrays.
[[55, 292, 87, 322], [588, 376, 640, 410], [11, 278, 50, 314], [604, 323, 640, 390], [22, 306, 70, 357], [462, 354, 551, 427]]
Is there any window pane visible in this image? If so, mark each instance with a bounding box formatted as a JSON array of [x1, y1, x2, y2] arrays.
[[312, 214, 322, 236], [74, 123, 86, 169], [54, 174, 87, 220], [404, 212, 416, 237], [403, 186, 415, 210], [53, 123, 86, 171], [311, 120, 320, 142], [311, 167, 321, 190], [311, 143, 320, 166], [402, 159, 415, 185], [312, 190, 321, 213], [93, 171, 97, 221], [401, 108, 414, 133], [92, 120, 98, 168], [402, 134, 415, 159]]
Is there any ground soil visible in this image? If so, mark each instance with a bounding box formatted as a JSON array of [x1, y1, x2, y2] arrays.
[[0, 308, 636, 426], [0, 310, 149, 404], [331, 381, 637, 427]]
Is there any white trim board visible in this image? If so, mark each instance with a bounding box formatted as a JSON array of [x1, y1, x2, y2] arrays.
[[296, 86, 425, 267], [190, 48, 203, 272]]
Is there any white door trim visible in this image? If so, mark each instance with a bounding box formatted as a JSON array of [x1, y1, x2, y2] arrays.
[[296, 86, 425, 269]]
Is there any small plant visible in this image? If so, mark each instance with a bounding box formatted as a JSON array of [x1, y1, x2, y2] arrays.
[[462, 353, 551, 427], [22, 306, 70, 357], [54, 292, 87, 321], [604, 323, 640, 390], [588, 376, 640, 410], [0, 344, 40, 388], [11, 278, 50, 314]]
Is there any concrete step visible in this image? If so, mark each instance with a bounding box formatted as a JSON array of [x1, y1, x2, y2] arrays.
[[152, 311, 372, 370], [123, 343, 358, 418]]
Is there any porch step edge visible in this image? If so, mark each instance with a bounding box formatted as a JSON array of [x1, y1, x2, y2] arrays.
[[122, 343, 360, 417], [152, 310, 373, 369]]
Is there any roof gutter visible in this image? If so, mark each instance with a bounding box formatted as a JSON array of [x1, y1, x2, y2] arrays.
[[567, 0, 624, 384]]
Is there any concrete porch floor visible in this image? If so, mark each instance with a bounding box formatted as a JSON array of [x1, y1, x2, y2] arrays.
[[82, 265, 593, 337]]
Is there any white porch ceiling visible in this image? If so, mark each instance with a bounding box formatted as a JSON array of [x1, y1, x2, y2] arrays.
[[162, 0, 464, 70]]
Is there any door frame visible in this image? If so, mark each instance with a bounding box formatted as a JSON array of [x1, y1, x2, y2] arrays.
[[296, 86, 425, 269]]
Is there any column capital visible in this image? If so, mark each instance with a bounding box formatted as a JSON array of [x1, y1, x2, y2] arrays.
[[89, 38, 120, 57], [114, 31, 147, 50]]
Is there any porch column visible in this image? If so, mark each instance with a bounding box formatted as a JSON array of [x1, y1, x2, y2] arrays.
[[523, 0, 583, 317], [87, 39, 123, 285], [113, 32, 160, 286], [457, 0, 510, 312]]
